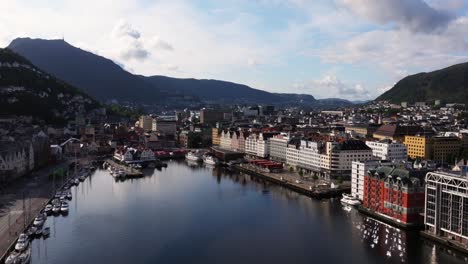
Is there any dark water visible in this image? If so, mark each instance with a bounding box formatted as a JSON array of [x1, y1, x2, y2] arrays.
[[30, 160, 467, 264]]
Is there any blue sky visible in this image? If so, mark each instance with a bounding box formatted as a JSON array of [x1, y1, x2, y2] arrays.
[[1, 0, 468, 100]]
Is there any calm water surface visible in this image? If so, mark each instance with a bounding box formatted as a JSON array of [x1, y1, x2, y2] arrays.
[[31, 160, 467, 264]]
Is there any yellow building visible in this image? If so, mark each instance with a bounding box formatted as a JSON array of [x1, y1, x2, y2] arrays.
[[212, 128, 221, 146], [404, 136, 431, 160], [138, 115, 153, 131]]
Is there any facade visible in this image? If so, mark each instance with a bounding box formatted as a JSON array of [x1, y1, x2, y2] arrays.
[[425, 172, 468, 247], [351, 160, 381, 200], [269, 134, 289, 162], [219, 130, 233, 150], [366, 140, 407, 161], [212, 128, 221, 146], [374, 124, 423, 142], [200, 109, 224, 125], [0, 142, 35, 182], [404, 135, 431, 160], [245, 133, 271, 158], [139, 115, 154, 131], [153, 118, 177, 136], [431, 136, 461, 163], [363, 166, 425, 224]]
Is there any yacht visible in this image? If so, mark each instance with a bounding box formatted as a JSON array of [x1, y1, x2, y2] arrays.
[[61, 202, 69, 213], [203, 155, 219, 165], [185, 151, 203, 162], [340, 193, 362, 206]]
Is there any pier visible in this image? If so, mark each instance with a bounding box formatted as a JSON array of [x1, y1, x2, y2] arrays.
[[233, 165, 350, 199], [105, 159, 144, 178]]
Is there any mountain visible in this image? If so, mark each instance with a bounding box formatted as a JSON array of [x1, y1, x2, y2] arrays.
[[8, 38, 351, 107], [376, 62, 468, 104], [0, 48, 99, 124], [8, 38, 163, 104], [142, 75, 319, 104]]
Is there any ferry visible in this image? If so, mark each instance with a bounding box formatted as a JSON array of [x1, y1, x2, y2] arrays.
[[340, 193, 362, 206], [185, 151, 203, 162], [203, 155, 219, 165]]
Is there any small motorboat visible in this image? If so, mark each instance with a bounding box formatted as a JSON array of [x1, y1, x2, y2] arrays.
[[35, 226, 43, 236], [343, 205, 352, 212], [73, 179, 80, 185], [340, 193, 362, 206], [27, 226, 37, 238], [4, 250, 20, 264], [33, 215, 45, 226], [52, 203, 61, 214], [44, 204, 53, 214], [17, 246, 31, 264], [14, 234, 29, 251], [66, 191, 72, 200], [61, 202, 69, 213], [203, 155, 219, 165], [42, 227, 50, 237], [79, 175, 86, 181]]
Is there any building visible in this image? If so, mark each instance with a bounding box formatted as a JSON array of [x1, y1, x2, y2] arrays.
[[351, 160, 381, 200], [373, 124, 423, 142], [219, 130, 233, 150], [269, 133, 289, 162], [139, 115, 154, 131], [0, 141, 35, 182], [431, 136, 461, 163], [346, 124, 380, 138], [200, 109, 224, 125], [363, 166, 425, 225], [152, 118, 177, 136], [212, 127, 221, 146], [404, 135, 431, 160], [425, 172, 468, 247], [366, 140, 407, 161]]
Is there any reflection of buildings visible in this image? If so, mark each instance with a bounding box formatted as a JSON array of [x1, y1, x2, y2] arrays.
[[425, 172, 468, 247]]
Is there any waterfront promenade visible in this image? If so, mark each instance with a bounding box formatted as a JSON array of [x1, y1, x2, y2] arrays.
[[235, 164, 350, 199], [0, 161, 74, 258]]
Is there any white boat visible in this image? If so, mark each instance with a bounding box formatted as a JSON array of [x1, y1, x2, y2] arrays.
[[203, 155, 218, 165], [5, 250, 20, 264], [66, 191, 72, 200], [185, 151, 203, 162], [33, 215, 45, 226], [44, 204, 53, 214], [14, 234, 29, 252], [17, 246, 31, 264], [73, 179, 80, 185], [340, 193, 362, 206], [79, 175, 86, 181], [52, 203, 61, 214], [61, 202, 69, 213], [42, 227, 50, 237], [343, 205, 352, 212]]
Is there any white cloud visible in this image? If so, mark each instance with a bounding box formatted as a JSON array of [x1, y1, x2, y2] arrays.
[[149, 36, 173, 51], [293, 75, 371, 100], [112, 20, 141, 39]]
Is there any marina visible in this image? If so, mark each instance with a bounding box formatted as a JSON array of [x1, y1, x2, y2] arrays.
[[17, 161, 466, 264]]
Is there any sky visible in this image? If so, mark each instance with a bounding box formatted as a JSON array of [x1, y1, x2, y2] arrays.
[[1, 0, 468, 100]]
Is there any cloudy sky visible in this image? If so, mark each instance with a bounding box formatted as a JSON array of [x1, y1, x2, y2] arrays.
[[1, 0, 468, 100]]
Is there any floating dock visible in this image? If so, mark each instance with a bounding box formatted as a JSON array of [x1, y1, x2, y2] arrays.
[[105, 159, 144, 178]]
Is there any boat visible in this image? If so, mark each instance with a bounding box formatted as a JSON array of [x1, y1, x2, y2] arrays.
[[26, 226, 37, 238], [61, 202, 69, 213], [66, 191, 72, 200], [79, 175, 86, 181], [340, 193, 362, 206], [14, 234, 29, 252], [73, 179, 80, 185], [4, 250, 20, 264], [203, 155, 219, 165], [33, 215, 45, 226], [42, 227, 50, 237], [44, 204, 53, 214], [52, 203, 61, 214], [343, 205, 352, 212], [185, 151, 203, 162], [17, 246, 31, 264], [35, 226, 42, 236]]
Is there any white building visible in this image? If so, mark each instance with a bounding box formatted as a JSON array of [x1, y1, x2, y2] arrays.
[[351, 160, 381, 200], [366, 140, 407, 161], [269, 134, 289, 162], [245, 133, 271, 158], [0, 143, 34, 181], [219, 130, 233, 150]]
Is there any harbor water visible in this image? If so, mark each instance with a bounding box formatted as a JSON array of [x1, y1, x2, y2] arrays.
[[30, 160, 467, 264]]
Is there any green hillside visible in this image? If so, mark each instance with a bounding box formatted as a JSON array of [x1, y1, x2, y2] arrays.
[[376, 62, 468, 104]]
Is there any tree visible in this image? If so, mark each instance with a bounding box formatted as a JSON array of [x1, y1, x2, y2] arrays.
[[313, 175, 319, 181], [337, 176, 344, 184], [289, 166, 294, 173], [298, 169, 303, 177]]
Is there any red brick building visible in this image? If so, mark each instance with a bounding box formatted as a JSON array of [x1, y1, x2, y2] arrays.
[[363, 166, 425, 224]]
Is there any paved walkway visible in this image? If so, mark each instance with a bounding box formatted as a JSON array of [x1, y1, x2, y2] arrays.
[[0, 161, 72, 258]]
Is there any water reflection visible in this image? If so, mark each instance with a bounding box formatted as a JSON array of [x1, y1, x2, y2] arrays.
[[29, 161, 467, 264]]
